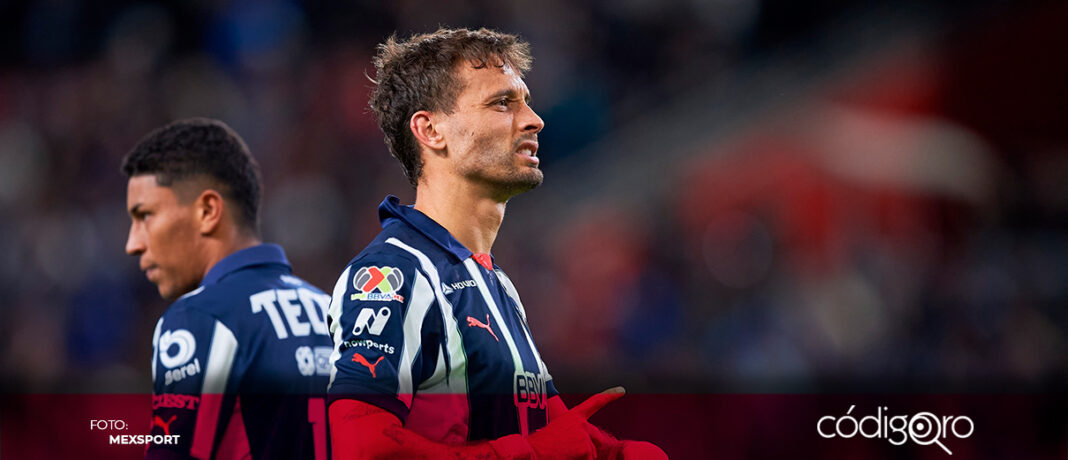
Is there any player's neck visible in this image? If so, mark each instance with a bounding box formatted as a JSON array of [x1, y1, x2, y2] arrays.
[[199, 228, 261, 281], [414, 180, 505, 255]]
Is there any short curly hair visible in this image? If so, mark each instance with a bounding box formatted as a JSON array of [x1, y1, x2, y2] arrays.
[[369, 27, 533, 187], [121, 117, 262, 235]]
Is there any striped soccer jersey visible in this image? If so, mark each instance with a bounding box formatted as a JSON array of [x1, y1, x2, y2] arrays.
[[148, 244, 332, 460], [327, 196, 556, 442]]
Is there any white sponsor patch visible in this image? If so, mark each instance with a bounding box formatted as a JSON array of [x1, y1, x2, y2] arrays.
[[159, 329, 196, 369], [352, 307, 391, 336]]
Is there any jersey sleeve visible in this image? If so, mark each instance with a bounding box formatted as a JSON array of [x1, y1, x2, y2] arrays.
[[147, 304, 243, 459], [326, 252, 439, 422]]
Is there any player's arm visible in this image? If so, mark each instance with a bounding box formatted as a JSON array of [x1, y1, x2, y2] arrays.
[[330, 390, 624, 459], [326, 255, 484, 457], [147, 306, 243, 460], [326, 255, 426, 421]]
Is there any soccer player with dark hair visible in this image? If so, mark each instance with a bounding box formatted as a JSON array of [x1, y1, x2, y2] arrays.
[[123, 118, 332, 459], [327, 28, 666, 459]]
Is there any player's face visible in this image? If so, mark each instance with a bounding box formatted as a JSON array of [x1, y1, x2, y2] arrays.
[[440, 62, 545, 196], [125, 175, 203, 300]]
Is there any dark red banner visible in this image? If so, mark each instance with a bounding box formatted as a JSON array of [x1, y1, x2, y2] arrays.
[[2, 394, 1064, 459]]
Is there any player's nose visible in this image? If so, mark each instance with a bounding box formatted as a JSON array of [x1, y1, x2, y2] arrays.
[[125, 224, 146, 256], [519, 102, 544, 134]]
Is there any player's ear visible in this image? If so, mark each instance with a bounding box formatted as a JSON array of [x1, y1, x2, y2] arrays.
[[410, 110, 447, 154], [194, 189, 225, 235]]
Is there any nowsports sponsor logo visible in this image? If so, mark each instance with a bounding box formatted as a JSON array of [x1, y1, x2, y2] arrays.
[[351, 266, 405, 302], [341, 338, 396, 355], [352, 307, 391, 336]]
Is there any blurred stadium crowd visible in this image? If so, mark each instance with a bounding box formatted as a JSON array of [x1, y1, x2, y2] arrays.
[[0, 0, 1065, 393]]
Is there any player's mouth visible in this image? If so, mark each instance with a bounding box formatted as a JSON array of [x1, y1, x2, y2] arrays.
[[516, 141, 539, 166]]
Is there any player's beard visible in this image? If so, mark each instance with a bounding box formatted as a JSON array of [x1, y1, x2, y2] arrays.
[[460, 136, 543, 198]]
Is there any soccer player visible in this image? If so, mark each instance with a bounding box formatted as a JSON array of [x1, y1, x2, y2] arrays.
[[123, 118, 332, 459], [327, 28, 666, 459]]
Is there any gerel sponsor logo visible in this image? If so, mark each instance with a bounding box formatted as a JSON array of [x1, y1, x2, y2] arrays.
[[164, 358, 201, 386], [351, 266, 405, 302], [818, 405, 974, 455]]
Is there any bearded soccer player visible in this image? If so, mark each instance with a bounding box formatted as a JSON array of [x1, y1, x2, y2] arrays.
[[327, 28, 666, 459], [123, 118, 332, 459]]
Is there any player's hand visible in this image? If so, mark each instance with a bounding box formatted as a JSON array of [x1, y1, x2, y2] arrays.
[[526, 387, 626, 459], [582, 422, 668, 460]]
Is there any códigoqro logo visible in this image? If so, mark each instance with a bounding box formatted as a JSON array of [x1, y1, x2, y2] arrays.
[[818, 405, 974, 455]]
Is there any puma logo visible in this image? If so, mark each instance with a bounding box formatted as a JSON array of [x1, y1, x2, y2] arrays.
[[466, 314, 499, 342], [153, 415, 177, 436], [352, 353, 385, 378]]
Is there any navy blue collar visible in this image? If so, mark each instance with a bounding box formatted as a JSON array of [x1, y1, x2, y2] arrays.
[[201, 243, 290, 287], [378, 195, 476, 263]]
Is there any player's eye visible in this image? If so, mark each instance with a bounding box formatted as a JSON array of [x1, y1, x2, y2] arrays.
[[495, 97, 511, 108]]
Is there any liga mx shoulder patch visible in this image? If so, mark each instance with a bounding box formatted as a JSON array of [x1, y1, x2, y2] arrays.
[[350, 266, 405, 302]]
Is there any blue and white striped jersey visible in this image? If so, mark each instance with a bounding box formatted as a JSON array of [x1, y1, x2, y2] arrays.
[[148, 244, 332, 460], [327, 196, 557, 443]]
